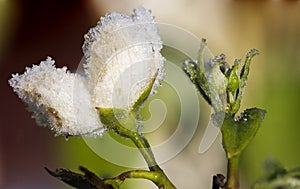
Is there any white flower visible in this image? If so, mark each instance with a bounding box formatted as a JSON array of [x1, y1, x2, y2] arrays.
[[9, 57, 103, 136], [8, 7, 164, 136], [83, 7, 164, 110]]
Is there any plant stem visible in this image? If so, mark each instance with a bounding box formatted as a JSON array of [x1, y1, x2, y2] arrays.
[[105, 170, 176, 189], [226, 155, 240, 189], [119, 170, 175, 189], [98, 108, 176, 188], [113, 125, 176, 189], [118, 170, 160, 181], [114, 125, 162, 172]]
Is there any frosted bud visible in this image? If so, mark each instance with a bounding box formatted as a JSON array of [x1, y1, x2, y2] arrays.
[[8, 57, 103, 136], [206, 54, 228, 112], [83, 7, 164, 110]]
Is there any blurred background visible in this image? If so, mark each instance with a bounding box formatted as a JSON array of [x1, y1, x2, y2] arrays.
[[0, 0, 300, 188]]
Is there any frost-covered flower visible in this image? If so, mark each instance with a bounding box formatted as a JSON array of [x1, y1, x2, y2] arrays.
[[83, 7, 164, 110], [8, 7, 164, 136], [9, 57, 103, 136]]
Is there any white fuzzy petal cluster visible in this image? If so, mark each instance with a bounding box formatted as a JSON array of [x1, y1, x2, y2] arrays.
[[8, 7, 163, 136], [83, 7, 164, 110], [9, 57, 103, 136]]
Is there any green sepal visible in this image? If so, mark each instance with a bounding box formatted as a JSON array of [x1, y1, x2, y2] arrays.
[[182, 59, 212, 105], [227, 60, 240, 95], [240, 49, 260, 80], [132, 71, 158, 111], [97, 107, 137, 132], [97, 108, 163, 172], [196, 38, 208, 70], [221, 108, 266, 159], [230, 49, 259, 115], [182, 38, 212, 105]]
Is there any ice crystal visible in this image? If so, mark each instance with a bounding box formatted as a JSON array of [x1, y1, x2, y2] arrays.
[[9, 7, 163, 136], [9, 57, 103, 136], [83, 7, 164, 110]]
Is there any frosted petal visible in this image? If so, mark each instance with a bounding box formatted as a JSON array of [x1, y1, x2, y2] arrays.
[[82, 7, 164, 110], [9, 57, 103, 136]]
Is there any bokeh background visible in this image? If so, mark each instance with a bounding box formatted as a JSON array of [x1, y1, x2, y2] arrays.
[[1, 0, 300, 188]]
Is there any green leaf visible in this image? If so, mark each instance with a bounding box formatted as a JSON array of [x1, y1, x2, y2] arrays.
[[221, 108, 266, 158]]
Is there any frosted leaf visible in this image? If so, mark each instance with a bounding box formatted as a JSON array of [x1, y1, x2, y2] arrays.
[[82, 7, 164, 110], [8, 57, 103, 136], [192, 41, 228, 153]]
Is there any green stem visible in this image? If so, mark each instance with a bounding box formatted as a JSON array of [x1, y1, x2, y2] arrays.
[[113, 125, 162, 172], [118, 170, 160, 182], [119, 170, 174, 189], [98, 108, 176, 188], [114, 127, 176, 188], [105, 170, 176, 189], [226, 155, 240, 189], [117, 128, 176, 188]]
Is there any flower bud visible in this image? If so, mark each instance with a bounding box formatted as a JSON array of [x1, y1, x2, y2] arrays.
[[206, 54, 228, 107]]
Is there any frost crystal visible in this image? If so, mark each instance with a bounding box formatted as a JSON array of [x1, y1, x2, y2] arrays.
[[9, 7, 164, 136], [205, 55, 228, 112], [8, 57, 103, 136], [83, 7, 164, 110]]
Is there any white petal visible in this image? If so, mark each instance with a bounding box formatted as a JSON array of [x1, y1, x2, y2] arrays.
[[9, 57, 103, 136], [83, 7, 164, 110]]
